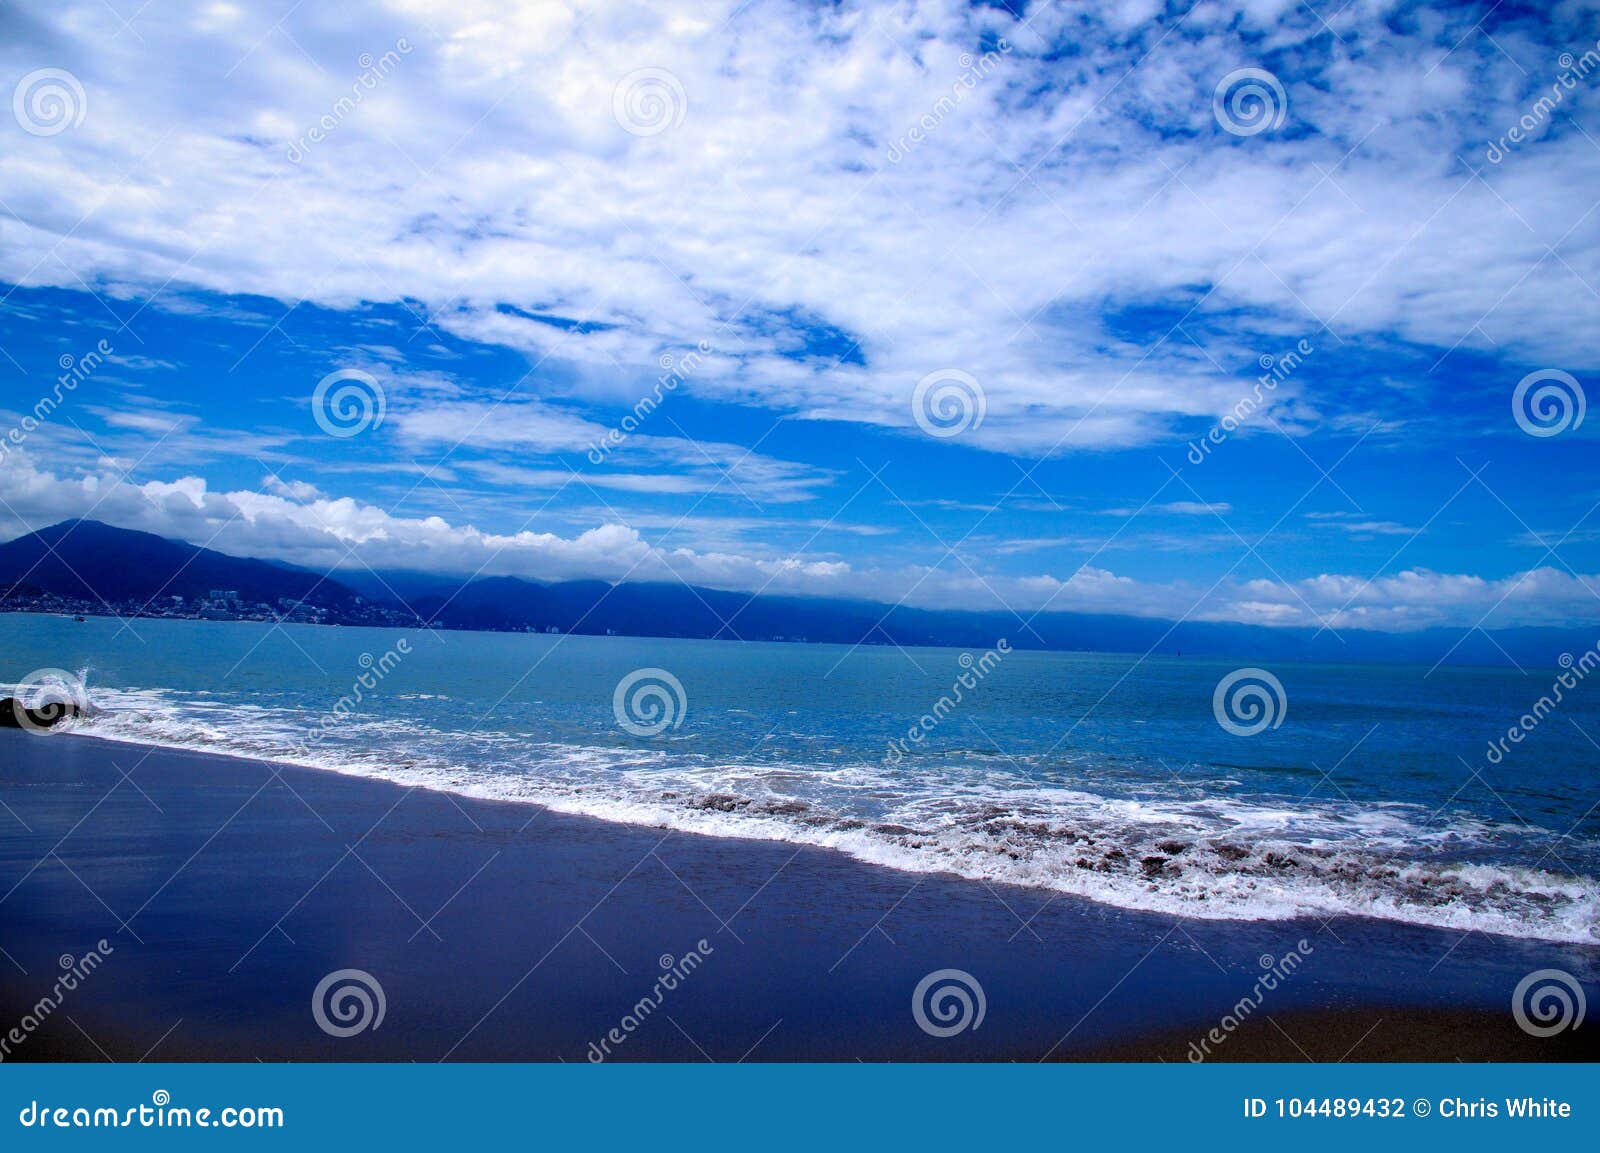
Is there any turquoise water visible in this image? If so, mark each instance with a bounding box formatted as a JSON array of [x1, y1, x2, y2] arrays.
[[3, 612, 1597, 942]]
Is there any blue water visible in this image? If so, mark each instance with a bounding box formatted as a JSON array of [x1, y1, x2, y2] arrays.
[[3, 613, 1597, 942]]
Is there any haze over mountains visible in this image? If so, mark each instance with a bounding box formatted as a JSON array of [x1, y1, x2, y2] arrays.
[[0, 520, 1588, 668]]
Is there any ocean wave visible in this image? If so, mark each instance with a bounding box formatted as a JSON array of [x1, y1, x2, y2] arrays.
[[30, 683, 1600, 945]]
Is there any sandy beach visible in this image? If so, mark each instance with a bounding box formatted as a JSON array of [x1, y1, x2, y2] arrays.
[[1, 729, 1594, 1062]]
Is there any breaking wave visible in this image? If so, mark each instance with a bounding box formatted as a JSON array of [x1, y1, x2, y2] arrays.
[[27, 681, 1600, 945]]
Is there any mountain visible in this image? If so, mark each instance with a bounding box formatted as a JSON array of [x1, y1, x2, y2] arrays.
[[0, 519, 363, 611], [396, 571, 1588, 667], [0, 520, 1591, 668]]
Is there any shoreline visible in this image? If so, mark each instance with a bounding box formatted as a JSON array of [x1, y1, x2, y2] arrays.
[[2, 730, 1595, 1061], [41, 716, 1600, 947]]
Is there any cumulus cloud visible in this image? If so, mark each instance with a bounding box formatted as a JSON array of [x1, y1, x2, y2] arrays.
[[3, 1, 1597, 633], [3, 450, 1597, 631], [1, 0, 1595, 457]]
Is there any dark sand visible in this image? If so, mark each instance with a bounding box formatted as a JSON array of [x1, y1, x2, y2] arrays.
[[1, 730, 1595, 1061]]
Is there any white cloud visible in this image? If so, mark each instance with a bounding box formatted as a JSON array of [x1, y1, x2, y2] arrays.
[[261, 475, 326, 502], [1, 0, 1593, 457], [3, 0, 1596, 634], [390, 395, 837, 503], [1305, 510, 1417, 536], [3, 450, 1598, 631], [1101, 500, 1233, 516]]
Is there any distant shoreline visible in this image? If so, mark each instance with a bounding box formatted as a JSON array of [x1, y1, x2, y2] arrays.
[[0, 598, 421, 630], [5, 520, 1594, 668], [0, 607, 1553, 671]]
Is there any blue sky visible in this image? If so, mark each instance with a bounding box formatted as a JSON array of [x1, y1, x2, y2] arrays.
[[1, 0, 1598, 632]]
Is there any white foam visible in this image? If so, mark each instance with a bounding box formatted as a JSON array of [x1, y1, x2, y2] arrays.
[[31, 683, 1600, 945]]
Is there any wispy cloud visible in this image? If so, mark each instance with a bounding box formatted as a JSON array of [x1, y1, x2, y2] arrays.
[[2, 0, 1593, 458], [1101, 501, 1234, 517]]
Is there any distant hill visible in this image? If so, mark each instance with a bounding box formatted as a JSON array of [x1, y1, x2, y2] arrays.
[[394, 573, 1589, 667], [0, 519, 362, 610], [0, 520, 1591, 668]]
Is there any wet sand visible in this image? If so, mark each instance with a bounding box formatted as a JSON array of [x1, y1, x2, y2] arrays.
[[1, 730, 1594, 1062]]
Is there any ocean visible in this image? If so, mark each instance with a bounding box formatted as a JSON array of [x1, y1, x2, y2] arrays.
[[3, 612, 1597, 944]]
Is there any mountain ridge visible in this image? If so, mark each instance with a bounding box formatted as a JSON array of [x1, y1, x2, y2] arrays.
[[0, 519, 1589, 668], [0, 519, 362, 610]]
